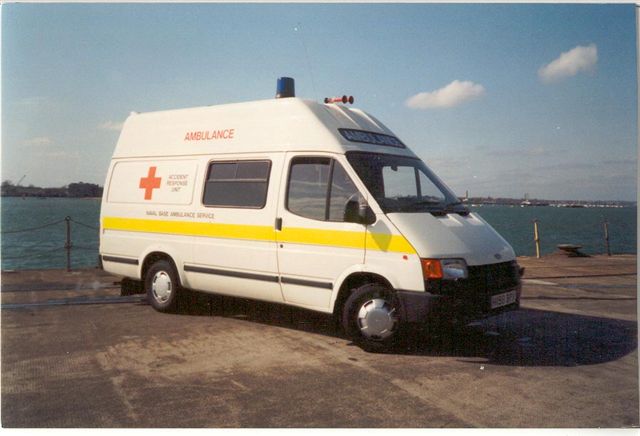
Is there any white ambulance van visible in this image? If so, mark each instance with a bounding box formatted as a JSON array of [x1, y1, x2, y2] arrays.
[[100, 78, 521, 350]]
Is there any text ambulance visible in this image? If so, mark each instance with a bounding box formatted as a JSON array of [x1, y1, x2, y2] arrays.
[[100, 78, 522, 351]]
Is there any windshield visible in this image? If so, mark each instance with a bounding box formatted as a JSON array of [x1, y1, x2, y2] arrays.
[[346, 152, 462, 213]]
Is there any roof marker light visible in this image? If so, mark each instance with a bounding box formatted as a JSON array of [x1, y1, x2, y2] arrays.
[[324, 95, 354, 104]]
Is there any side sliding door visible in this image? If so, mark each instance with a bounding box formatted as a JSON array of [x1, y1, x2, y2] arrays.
[[186, 154, 284, 303]]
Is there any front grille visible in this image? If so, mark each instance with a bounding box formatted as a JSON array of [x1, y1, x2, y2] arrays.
[[425, 260, 520, 297], [423, 260, 520, 320]]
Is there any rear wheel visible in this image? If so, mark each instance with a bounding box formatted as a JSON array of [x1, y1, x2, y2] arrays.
[[145, 259, 181, 313], [342, 283, 401, 352]]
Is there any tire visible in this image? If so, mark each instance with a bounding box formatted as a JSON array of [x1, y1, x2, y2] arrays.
[[341, 283, 401, 352], [145, 259, 181, 313]]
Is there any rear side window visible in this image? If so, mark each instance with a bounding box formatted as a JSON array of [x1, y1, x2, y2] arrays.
[[203, 160, 271, 208]]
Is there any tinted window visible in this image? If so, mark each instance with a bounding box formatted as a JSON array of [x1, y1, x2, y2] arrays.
[[236, 161, 270, 179], [328, 163, 359, 221], [287, 157, 359, 222], [209, 162, 237, 180], [418, 170, 446, 201], [203, 160, 270, 208], [287, 158, 330, 220], [346, 152, 459, 213], [382, 165, 417, 199]]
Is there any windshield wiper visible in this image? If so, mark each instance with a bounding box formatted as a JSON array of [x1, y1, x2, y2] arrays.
[[443, 201, 470, 215], [404, 199, 447, 212], [412, 199, 442, 206]]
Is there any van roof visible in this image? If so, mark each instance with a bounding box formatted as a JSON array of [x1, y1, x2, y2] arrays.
[[112, 97, 418, 159]]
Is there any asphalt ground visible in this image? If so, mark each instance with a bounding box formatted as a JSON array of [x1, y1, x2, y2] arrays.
[[1, 254, 637, 427]]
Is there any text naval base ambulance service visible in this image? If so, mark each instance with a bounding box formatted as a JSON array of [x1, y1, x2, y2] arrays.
[[100, 78, 522, 351]]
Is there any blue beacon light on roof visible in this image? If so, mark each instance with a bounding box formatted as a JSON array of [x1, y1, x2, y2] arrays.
[[276, 77, 295, 99]]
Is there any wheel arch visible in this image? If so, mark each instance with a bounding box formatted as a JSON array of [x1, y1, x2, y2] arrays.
[[139, 249, 183, 287], [331, 270, 394, 317]]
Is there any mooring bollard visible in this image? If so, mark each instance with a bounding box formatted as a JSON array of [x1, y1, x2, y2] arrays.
[[603, 220, 611, 256], [533, 219, 540, 259], [64, 216, 72, 272]]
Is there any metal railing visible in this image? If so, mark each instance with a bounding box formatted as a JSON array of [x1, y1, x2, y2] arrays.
[[530, 219, 615, 259], [1, 216, 99, 271]]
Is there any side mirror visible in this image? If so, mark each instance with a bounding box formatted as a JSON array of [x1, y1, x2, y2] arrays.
[[344, 199, 376, 225]]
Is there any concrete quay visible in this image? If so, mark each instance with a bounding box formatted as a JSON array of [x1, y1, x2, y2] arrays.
[[1, 254, 637, 427]]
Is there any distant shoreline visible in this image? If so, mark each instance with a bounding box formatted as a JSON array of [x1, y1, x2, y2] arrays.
[[462, 197, 636, 208], [0, 193, 634, 207], [0, 181, 635, 206], [1, 196, 102, 199], [1, 181, 103, 199]]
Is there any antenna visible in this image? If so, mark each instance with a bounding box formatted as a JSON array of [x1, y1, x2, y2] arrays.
[[294, 22, 318, 101]]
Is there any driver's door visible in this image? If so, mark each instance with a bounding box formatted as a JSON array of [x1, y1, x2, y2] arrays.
[[275, 153, 366, 310]]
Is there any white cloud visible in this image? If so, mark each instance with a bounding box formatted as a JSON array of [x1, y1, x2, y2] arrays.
[[405, 80, 486, 110], [98, 120, 124, 131], [22, 136, 53, 147], [538, 44, 598, 83]]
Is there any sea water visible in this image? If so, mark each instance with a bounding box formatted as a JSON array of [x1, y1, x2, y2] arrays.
[[0, 197, 636, 270]]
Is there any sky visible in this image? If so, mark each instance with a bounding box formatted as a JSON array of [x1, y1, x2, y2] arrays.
[[2, 3, 637, 201]]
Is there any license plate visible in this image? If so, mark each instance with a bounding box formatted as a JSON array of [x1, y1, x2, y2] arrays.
[[490, 290, 517, 309]]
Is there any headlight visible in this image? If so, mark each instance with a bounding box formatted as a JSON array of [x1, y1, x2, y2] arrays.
[[421, 258, 468, 280], [441, 259, 468, 280]]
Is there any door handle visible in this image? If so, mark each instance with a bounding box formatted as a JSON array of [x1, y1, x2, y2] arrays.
[[275, 217, 283, 231]]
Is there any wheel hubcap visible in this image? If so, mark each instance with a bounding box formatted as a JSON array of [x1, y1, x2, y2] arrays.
[[357, 298, 397, 340], [152, 271, 172, 303]]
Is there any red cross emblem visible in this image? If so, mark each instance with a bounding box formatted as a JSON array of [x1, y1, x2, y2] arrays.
[[139, 166, 162, 200]]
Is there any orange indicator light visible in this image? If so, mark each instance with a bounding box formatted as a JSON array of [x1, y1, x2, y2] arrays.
[[421, 259, 443, 280]]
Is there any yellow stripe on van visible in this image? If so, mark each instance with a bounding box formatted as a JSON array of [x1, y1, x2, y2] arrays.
[[102, 217, 275, 241], [365, 232, 416, 254], [102, 217, 416, 254], [278, 227, 366, 250]]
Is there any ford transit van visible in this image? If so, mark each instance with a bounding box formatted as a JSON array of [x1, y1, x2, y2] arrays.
[[100, 78, 522, 350]]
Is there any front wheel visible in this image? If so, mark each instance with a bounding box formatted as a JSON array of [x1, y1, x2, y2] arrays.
[[341, 283, 401, 352], [145, 259, 181, 313]]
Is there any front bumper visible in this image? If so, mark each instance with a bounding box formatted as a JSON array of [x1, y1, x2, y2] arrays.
[[396, 260, 522, 324], [396, 285, 521, 324]]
